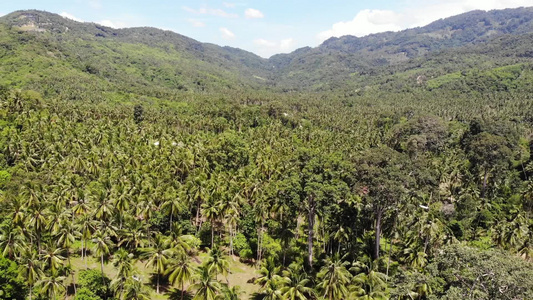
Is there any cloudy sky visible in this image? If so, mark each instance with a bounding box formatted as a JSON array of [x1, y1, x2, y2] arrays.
[[2, 0, 533, 58]]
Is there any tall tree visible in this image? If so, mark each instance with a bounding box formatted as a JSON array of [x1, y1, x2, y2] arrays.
[[190, 265, 222, 300], [356, 147, 412, 259], [140, 233, 174, 294], [167, 254, 196, 300]]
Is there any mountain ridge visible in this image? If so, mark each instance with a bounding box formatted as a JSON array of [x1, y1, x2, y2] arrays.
[[1, 7, 532, 94]]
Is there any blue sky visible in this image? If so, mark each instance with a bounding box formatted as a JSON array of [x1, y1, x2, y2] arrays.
[[1, 0, 532, 57]]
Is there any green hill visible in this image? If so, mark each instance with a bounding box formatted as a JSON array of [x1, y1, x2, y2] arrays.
[[1, 8, 533, 96]]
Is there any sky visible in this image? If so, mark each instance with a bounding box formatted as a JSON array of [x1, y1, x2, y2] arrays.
[[1, 0, 533, 58]]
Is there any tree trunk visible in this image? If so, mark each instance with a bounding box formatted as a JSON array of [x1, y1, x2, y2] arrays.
[[229, 224, 234, 257], [181, 281, 185, 300], [81, 239, 84, 268], [283, 239, 287, 267], [68, 253, 77, 296], [481, 169, 489, 199], [196, 200, 201, 232], [100, 254, 106, 296], [374, 209, 383, 260], [211, 219, 215, 248], [307, 195, 315, 268], [529, 139, 533, 162], [157, 273, 160, 294], [386, 208, 398, 280], [170, 212, 173, 232]]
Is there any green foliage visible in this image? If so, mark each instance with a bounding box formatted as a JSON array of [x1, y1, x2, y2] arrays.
[[74, 288, 103, 300], [428, 244, 533, 299], [233, 233, 251, 256], [0, 255, 27, 300], [260, 234, 282, 260], [133, 104, 144, 124], [0, 170, 11, 189], [78, 269, 112, 300]]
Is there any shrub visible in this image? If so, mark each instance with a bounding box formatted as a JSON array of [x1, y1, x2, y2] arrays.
[[0, 255, 27, 300], [78, 269, 112, 299]]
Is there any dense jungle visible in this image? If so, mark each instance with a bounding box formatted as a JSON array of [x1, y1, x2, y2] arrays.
[[0, 7, 533, 300]]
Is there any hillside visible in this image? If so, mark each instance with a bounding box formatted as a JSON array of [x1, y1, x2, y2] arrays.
[[0, 10, 273, 100], [1, 8, 533, 96], [270, 7, 533, 90]]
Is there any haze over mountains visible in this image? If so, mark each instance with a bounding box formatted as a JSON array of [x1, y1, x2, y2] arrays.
[[1, 7, 533, 95]]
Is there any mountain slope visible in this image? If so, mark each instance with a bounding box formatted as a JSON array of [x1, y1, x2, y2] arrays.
[[0, 10, 273, 99], [270, 7, 533, 91], [0, 7, 532, 97]]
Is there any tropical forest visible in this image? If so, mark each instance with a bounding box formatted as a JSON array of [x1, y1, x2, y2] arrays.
[[0, 6, 533, 300]]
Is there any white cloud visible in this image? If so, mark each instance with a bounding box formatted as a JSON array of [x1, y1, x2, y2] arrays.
[[220, 27, 236, 40], [184, 6, 238, 18], [317, 9, 403, 41], [188, 19, 206, 28], [88, 0, 102, 10], [245, 8, 264, 19], [317, 0, 533, 42], [254, 37, 297, 57], [98, 20, 128, 28], [280, 38, 295, 51], [59, 12, 83, 22], [254, 39, 276, 47]]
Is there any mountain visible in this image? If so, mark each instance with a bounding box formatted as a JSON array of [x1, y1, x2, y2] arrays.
[[0, 7, 532, 97], [270, 7, 533, 90], [0, 9, 273, 100]]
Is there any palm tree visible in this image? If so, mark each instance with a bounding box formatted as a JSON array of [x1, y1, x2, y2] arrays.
[[55, 219, 80, 295], [250, 280, 283, 300], [38, 274, 66, 300], [254, 257, 281, 288], [185, 172, 209, 232], [201, 197, 221, 248], [350, 260, 389, 300], [93, 189, 114, 223], [190, 265, 222, 300], [278, 221, 294, 266], [92, 230, 113, 289], [118, 220, 148, 251], [71, 189, 90, 216], [140, 233, 174, 294], [222, 285, 243, 300], [113, 184, 131, 229], [111, 248, 135, 299], [123, 276, 151, 300], [0, 225, 26, 260], [17, 250, 43, 300], [40, 245, 65, 276], [167, 254, 196, 300], [280, 267, 316, 300], [28, 203, 47, 252], [317, 256, 352, 300], [333, 226, 351, 255], [204, 245, 230, 281], [6, 196, 26, 228], [77, 214, 96, 268], [161, 186, 184, 231]]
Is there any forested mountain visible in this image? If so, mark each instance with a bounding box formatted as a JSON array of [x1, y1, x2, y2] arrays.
[[0, 7, 533, 300], [1, 7, 533, 94], [270, 7, 533, 90]]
